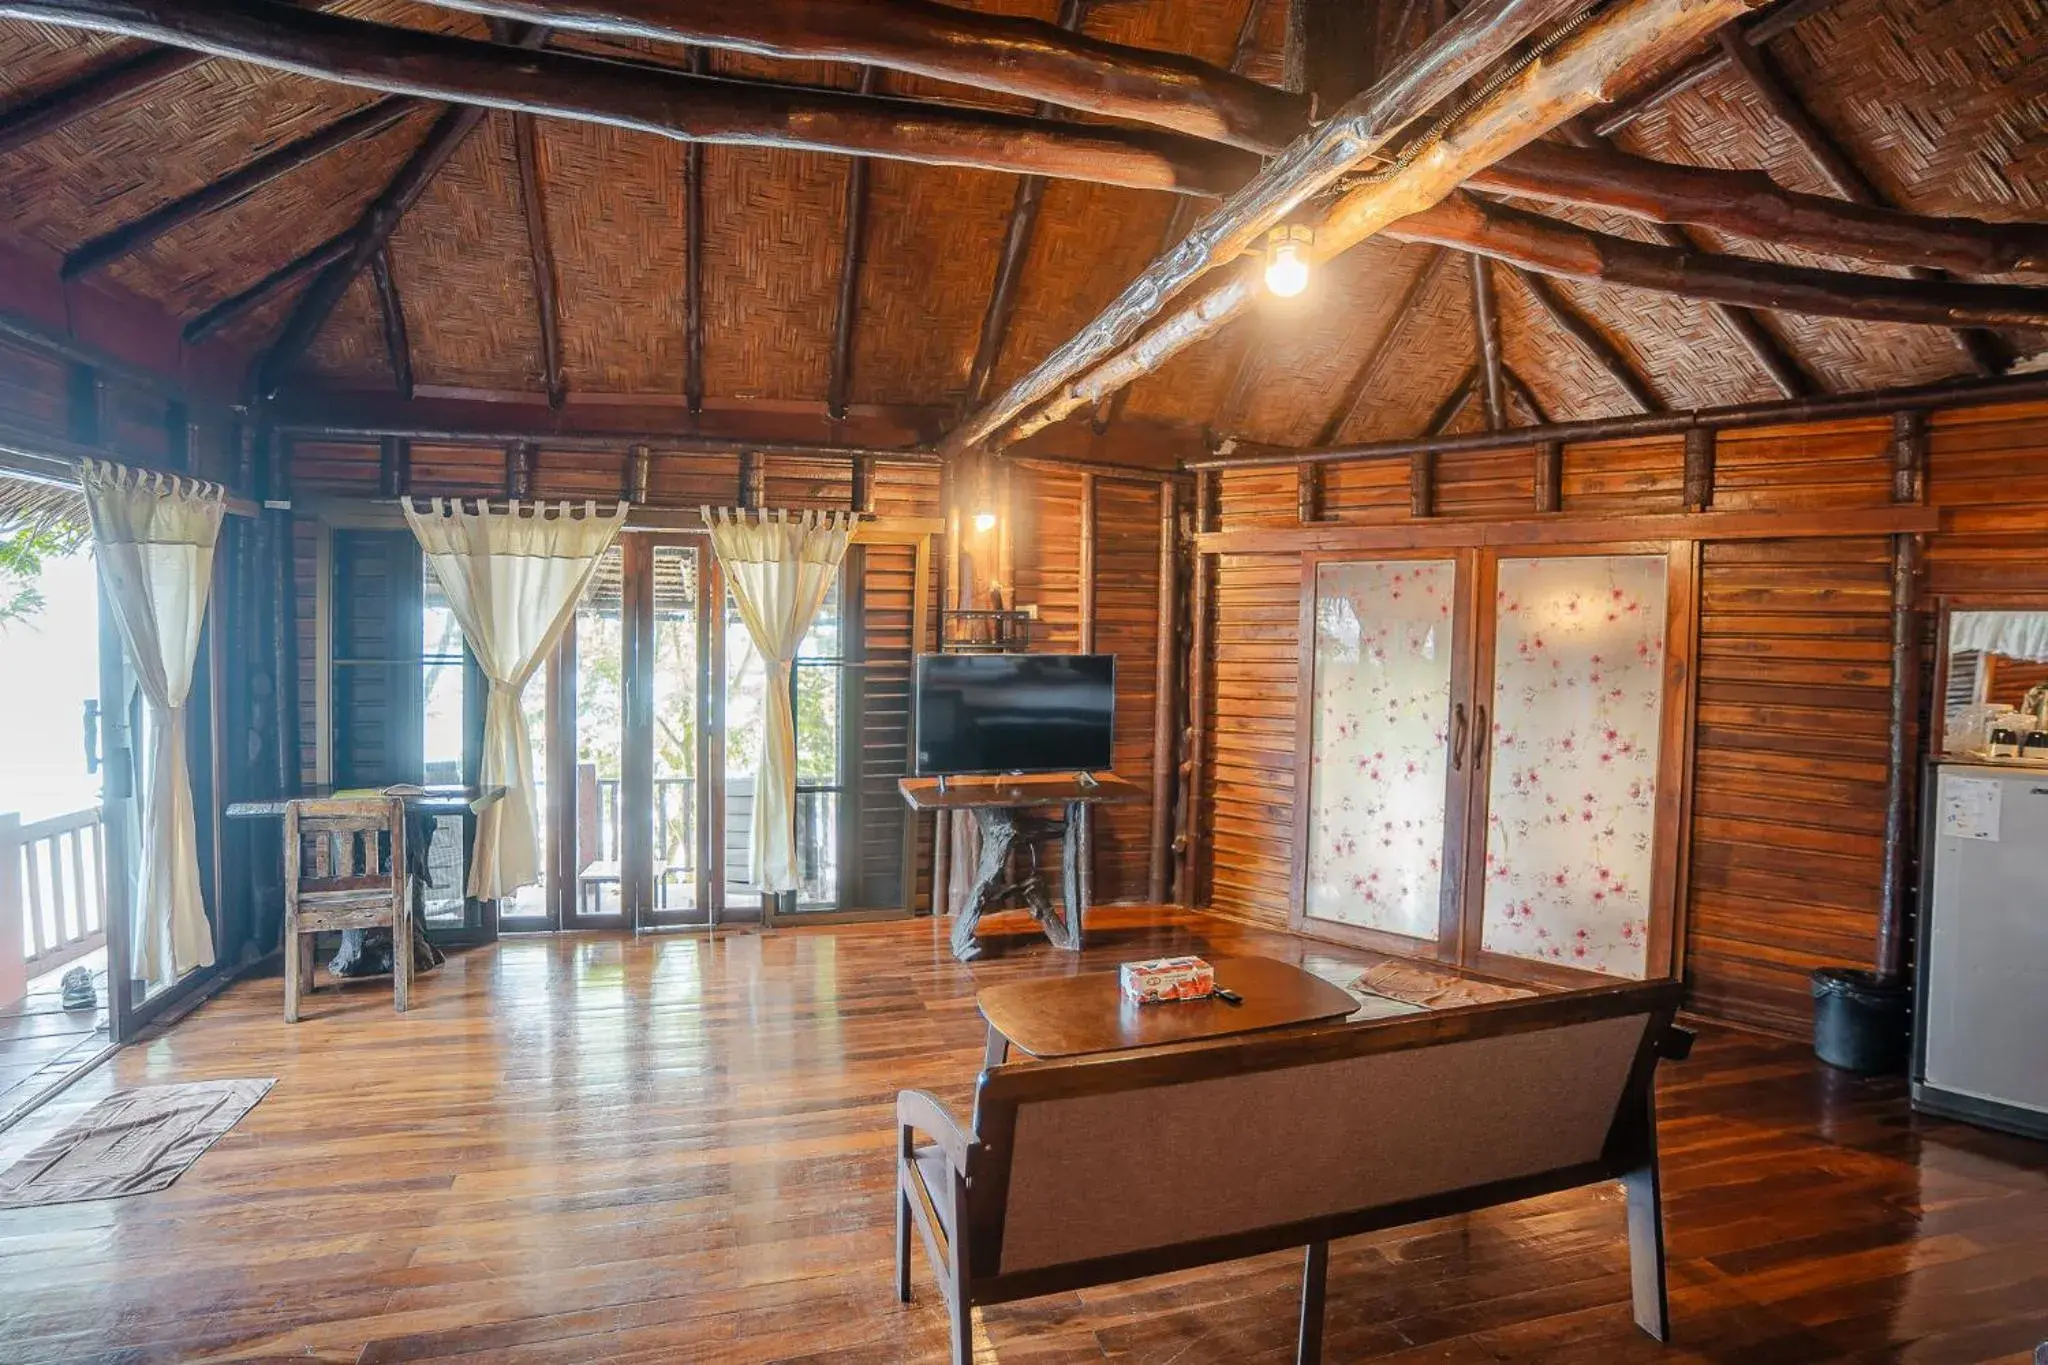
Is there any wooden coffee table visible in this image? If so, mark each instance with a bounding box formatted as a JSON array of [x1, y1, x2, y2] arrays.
[[975, 956, 1360, 1065]]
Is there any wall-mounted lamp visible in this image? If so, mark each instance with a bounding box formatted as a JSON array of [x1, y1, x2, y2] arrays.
[[973, 510, 998, 534], [1264, 224, 1313, 299]]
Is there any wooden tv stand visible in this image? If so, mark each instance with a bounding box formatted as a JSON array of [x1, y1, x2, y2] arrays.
[[898, 773, 1144, 961]]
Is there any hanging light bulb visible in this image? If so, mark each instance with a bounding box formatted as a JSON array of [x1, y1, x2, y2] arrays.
[[1264, 224, 1313, 298]]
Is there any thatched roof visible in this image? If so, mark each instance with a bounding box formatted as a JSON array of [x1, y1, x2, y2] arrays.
[[0, 0, 2042, 455]]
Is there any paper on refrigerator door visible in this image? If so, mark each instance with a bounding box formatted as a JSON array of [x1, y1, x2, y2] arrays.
[[1940, 776, 2002, 841]]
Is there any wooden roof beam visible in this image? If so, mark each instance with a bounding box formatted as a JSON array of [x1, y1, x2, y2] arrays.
[[2, 1, 1257, 195], [828, 68, 880, 423], [1469, 140, 2048, 278], [989, 0, 1772, 451], [1426, 364, 1479, 434], [1381, 196, 2048, 329], [1313, 247, 1447, 445], [1711, 26, 2009, 376], [0, 42, 200, 157], [1555, 119, 1812, 398], [405, 0, 1308, 153], [1504, 365, 1549, 424], [944, 0, 1589, 455], [63, 98, 418, 280], [963, 0, 1097, 411], [1508, 264, 1663, 413], [368, 246, 413, 401], [511, 110, 566, 410]]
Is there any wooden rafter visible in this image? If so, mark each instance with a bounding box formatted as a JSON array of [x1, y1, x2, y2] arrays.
[[257, 106, 490, 398], [1313, 247, 1447, 445], [1711, 26, 2009, 376], [828, 67, 881, 422], [511, 110, 567, 409], [1427, 364, 1479, 434], [2, 1, 1257, 196], [1384, 195, 2048, 329], [63, 98, 418, 280], [943, 0, 1586, 455], [682, 45, 706, 416], [984, 0, 1771, 452], [1468, 140, 2048, 277], [368, 246, 414, 401], [0, 42, 198, 157], [404, 0, 1308, 152], [1469, 253, 1506, 429], [182, 231, 355, 345], [962, 0, 1095, 411], [1504, 366, 1548, 424], [1507, 264, 1663, 413]]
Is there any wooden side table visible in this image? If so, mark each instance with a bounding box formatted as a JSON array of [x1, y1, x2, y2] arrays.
[[899, 773, 1146, 961]]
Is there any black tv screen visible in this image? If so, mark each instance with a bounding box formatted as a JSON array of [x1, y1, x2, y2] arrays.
[[915, 654, 1115, 777]]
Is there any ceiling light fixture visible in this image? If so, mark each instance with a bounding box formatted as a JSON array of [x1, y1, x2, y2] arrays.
[[1264, 224, 1313, 299]]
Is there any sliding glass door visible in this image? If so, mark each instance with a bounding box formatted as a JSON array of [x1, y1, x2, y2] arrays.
[[1295, 545, 1692, 983]]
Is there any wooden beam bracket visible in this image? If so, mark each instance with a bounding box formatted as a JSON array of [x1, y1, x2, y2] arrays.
[[1682, 426, 1715, 513]]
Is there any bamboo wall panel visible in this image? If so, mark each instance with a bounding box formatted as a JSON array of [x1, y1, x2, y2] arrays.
[[531, 448, 624, 502], [1012, 465, 1083, 654], [1684, 536, 1894, 1033], [1091, 479, 1164, 904], [405, 443, 503, 499], [1214, 466, 1300, 529], [872, 464, 941, 520], [1201, 551, 1301, 929], [1713, 418, 1893, 514], [1321, 458, 1412, 523], [1433, 447, 1535, 520], [1559, 435, 1684, 516], [290, 440, 382, 496]]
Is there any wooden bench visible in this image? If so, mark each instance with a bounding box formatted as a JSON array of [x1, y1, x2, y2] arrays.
[[895, 980, 1689, 1364]]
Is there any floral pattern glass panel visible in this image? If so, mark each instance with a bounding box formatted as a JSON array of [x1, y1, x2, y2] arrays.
[[1480, 554, 1667, 978], [1305, 559, 1456, 940]]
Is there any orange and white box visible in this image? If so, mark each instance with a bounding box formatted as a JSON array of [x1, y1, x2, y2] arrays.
[[1119, 955, 1216, 1005]]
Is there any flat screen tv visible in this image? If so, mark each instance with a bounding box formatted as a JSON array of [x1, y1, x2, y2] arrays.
[[914, 653, 1115, 777]]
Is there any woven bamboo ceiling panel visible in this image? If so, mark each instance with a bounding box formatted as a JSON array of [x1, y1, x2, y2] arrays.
[[0, 0, 2043, 446]]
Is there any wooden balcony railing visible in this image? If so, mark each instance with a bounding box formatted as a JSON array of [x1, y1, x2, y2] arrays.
[[2, 807, 108, 1003]]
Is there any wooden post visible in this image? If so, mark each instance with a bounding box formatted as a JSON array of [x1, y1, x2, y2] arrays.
[[1877, 531, 1923, 982], [626, 443, 652, 503], [1179, 548, 1212, 907], [1296, 461, 1323, 524], [738, 451, 765, 509], [505, 440, 535, 499], [1194, 468, 1219, 535], [852, 453, 877, 515], [1148, 481, 1179, 904], [1682, 426, 1715, 513], [377, 435, 410, 498], [0, 812, 25, 1011], [1409, 450, 1435, 518], [1077, 471, 1097, 652], [1534, 438, 1562, 513], [1891, 409, 1926, 506]]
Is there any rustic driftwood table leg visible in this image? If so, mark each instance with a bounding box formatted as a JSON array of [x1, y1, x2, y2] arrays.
[[1049, 800, 1090, 950], [953, 807, 1023, 961]]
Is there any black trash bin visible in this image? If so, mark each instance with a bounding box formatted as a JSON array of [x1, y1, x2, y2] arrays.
[[1810, 967, 1910, 1074]]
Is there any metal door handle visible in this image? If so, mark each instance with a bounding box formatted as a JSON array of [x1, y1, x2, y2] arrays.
[[1451, 702, 1468, 771]]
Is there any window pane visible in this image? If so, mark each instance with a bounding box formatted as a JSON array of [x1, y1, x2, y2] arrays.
[[572, 547, 626, 917], [1479, 554, 1666, 979], [1303, 560, 1457, 941], [795, 660, 840, 785], [421, 573, 465, 785], [651, 547, 700, 912]]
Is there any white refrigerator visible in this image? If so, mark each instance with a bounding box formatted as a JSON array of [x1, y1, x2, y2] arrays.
[[1914, 762, 2048, 1139]]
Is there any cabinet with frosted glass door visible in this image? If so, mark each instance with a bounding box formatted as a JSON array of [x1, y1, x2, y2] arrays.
[[1290, 544, 1695, 985]]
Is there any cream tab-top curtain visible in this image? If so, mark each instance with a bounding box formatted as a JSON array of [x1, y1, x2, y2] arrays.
[[703, 508, 856, 894], [403, 498, 628, 900], [81, 459, 225, 983]]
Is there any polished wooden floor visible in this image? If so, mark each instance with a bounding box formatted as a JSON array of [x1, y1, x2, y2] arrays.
[[1, 907, 2043, 1364]]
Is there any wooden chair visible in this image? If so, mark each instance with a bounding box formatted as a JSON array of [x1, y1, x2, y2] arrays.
[[283, 797, 411, 1023]]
